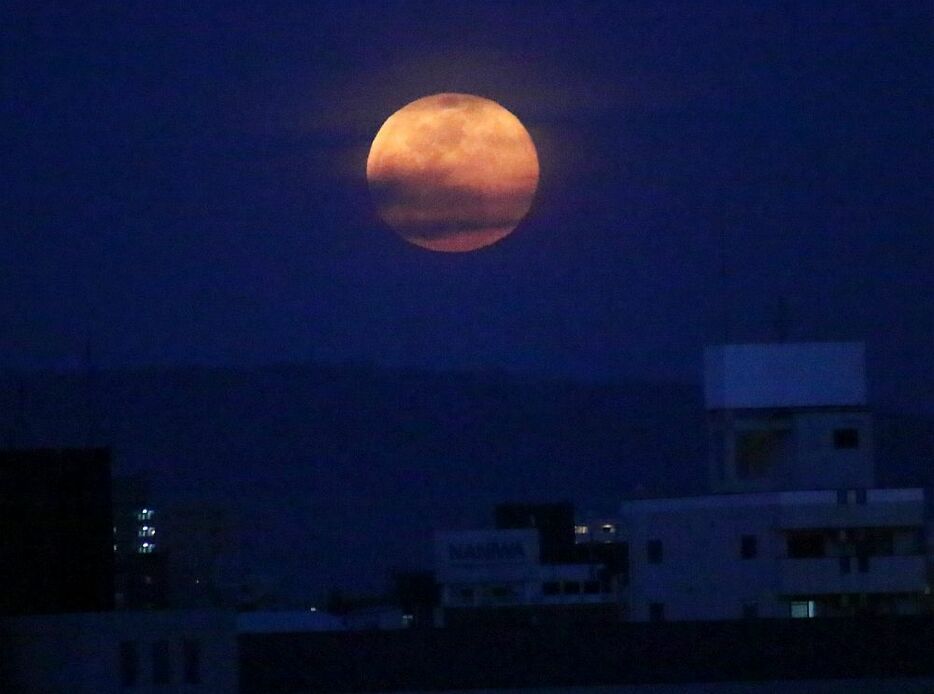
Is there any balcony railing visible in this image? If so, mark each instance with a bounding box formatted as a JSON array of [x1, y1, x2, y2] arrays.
[[778, 555, 927, 595]]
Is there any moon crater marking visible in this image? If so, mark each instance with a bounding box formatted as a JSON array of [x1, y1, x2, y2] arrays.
[[366, 93, 540, 252]]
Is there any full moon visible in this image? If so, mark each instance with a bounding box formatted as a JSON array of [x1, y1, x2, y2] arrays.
[[366, 93, 539, 252]]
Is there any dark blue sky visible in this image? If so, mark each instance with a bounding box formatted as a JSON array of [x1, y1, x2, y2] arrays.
[[3, 1, 932, 412]]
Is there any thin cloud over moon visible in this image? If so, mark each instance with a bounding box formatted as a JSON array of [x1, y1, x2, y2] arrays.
[[367, 93, 539, 252]]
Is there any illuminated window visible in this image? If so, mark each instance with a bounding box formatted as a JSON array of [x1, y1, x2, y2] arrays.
[[574, 525, 589, 536], [137, 509, 153, 521], [601, 523, 616, 534], [139, 542, 156, 554], [790, 600, 816, 618], [138, 526, 156, 537]]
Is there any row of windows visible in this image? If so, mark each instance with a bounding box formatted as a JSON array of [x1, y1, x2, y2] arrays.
[[647, 601, 814, 621], [542, 580, 610, 596], [646, 535, 760, 564], [119, 639, 200, 687]]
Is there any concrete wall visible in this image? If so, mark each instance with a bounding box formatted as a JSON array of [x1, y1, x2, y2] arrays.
[[708, 409, 875, 493], [0, 610, 237, 693], [239, 617, 934, 693], [703, 343, 866, 410], [621, 501, 783, 620]]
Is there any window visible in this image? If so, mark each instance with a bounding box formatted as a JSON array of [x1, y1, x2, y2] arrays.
[[839, 556, 851, 574], [790, 600, 816, 618], [601, 523, 616, 534], [834, 428, 859, 449], [742, 603, 759, 619], [741, 535, 758, 559], [458, 587, 474, 602], [647, 539, 663, 564], [542, 581, 560, 596], [152, 640, 171, 685], [119, 641, 138, 687], [649, 602, 665, 622], [787, 532, 825, 558], [574, 524, 589, 536], [735, 428, 790, 478], [583, 581, 601, 594], [563, 581, 581, 595], [857, 556, 869, 573], [183, 639, 201, 685]]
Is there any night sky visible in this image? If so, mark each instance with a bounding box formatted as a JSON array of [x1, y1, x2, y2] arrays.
[[3, 0, 932, 416]]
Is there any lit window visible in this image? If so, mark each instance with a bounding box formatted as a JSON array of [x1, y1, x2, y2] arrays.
[[790, 600, 816, 618], [575, 525, 589, 536], [137, 509, 154, 521], [601, 523, 616, 534]]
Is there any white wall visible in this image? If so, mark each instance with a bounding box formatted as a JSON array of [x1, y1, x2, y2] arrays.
[[704, 343, 866, 410]]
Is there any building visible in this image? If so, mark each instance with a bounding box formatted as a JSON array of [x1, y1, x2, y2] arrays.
[[113, 475, 168, 609], [0, 610, 237, 693], [435, 342, 931, 624], [619, 488, 927, 621], [0, 448, 115, 616], [620, 342, 929, 621], [435, 503, 627, 626]]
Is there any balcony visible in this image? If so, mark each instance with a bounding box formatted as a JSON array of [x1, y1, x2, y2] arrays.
[[776, 489, 924, 529], [778, 555, 927, 595]]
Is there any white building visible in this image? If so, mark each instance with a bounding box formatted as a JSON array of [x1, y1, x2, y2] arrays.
[[620, 488, 927, 621], [621, 342, 930, 621], [435, 527, 625, 624]]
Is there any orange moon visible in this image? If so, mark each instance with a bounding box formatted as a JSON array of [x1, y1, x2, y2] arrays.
[[366, 93, 539, 252]]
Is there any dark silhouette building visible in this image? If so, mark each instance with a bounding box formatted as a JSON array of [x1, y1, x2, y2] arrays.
[[113, 475, 168, 609], [0, 448, 115, 615]]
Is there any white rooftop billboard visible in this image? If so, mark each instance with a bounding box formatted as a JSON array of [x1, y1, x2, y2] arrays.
[[704, 342, 866, 410]]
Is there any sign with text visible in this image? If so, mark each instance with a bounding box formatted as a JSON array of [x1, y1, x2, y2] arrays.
[[435, 529, 539, 569]]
